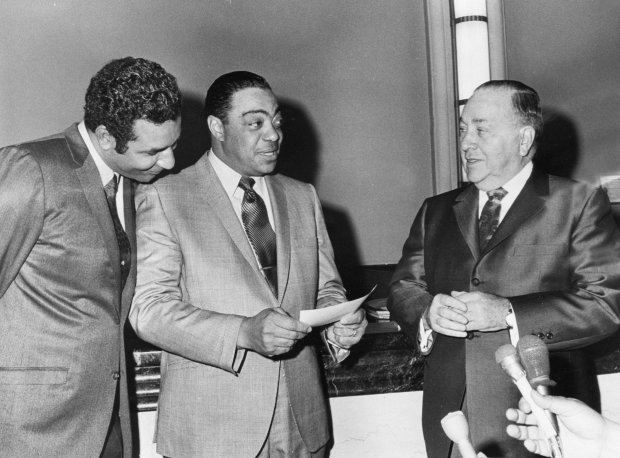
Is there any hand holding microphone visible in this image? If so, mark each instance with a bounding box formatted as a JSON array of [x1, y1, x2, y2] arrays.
[[517, 335, 559, 434], [495, 344, 563, 458]]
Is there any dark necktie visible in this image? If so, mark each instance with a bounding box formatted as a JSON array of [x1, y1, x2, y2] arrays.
[[239, 176, 278, 297], [104, 175, 131, 289], [478, 187, 508, 249]]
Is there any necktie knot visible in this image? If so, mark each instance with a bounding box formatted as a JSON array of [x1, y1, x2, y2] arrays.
[[239, 176, 256, 192], [104, 175, 119, 200], [487, 187, 507, 202]]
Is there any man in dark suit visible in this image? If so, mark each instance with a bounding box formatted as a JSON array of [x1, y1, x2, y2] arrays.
[[0, 57, 182, 457], [129, 71, 367, 458], [388, 80, 620, 458]]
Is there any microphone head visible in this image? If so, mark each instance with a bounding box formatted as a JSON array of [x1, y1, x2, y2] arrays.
[[517, 335, 556, 387], [495, 344, 526, 381], [441, 411, 470, 443]]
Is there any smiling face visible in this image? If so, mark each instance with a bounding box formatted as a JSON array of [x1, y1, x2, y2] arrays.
[[99, 117, 181, 183], [209, 87, 282, 177], [459, 88, 532, 191]]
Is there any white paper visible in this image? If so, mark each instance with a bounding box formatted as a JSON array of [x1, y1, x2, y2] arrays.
[[299, 286, 376, 327]]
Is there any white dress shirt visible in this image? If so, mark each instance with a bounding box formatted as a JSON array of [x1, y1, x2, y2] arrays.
[[78, 121, 125, 229]]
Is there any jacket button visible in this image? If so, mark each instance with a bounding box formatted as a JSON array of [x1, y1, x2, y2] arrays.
[[537, 333, 545, 340], [472, 278, 480, 286], [466, 331, 475, 340], [546, 332, 554, 340], [112, 371, 120, 381]]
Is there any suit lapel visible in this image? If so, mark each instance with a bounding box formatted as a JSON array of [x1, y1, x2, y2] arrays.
[[267, 176, 290, 305], [453, 185, 480, 259], [482, 168, 548, 254], [64, 124, 121, 316], [197, 157, 261, 277]]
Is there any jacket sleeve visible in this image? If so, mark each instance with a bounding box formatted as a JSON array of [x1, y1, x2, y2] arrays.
[[129, 184, 246, 374], [312, 185, 348, 308], [0, 147, 44, 299], [510, 186, 620, 350], [387, 200, 434, 348]]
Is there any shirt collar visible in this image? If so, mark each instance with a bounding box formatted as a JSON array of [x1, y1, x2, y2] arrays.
[[207, 149, 268, 198], [78, 121, 116, 186], [478, 161, 533, 201]]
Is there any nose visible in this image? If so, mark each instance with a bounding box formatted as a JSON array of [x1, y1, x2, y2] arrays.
[[459, 127, 475, 152], [156, 147, 176, 170], [263, 121, 281, 143]]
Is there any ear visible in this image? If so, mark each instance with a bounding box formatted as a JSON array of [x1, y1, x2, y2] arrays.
[[518, 126, 535, 157], [207, 115, 225, 142], [94, 125, 117, 152]]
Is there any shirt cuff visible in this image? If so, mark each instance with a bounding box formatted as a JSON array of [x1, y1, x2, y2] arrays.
[[321, 330, 350, 363], [418, 318, 434, 354], [505, 303, 520, 346]]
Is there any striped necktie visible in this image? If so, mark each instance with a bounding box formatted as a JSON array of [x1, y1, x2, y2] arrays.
[[478, 187, 508, 250], [239, 176, 278, 297]]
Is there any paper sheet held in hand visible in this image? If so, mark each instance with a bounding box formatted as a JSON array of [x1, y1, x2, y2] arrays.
[[299, 286, 376, 327]]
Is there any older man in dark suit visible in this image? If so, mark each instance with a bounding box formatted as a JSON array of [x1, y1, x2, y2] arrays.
[[388, 80, 620, 458], [0, 57, 181, 457]]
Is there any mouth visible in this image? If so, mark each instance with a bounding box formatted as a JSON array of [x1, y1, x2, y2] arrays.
[[258, 149, 279, 158]]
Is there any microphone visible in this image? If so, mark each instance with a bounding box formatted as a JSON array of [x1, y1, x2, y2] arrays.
[[495, 344, 563, 458], [440, 411, 478, 458], [517, 335, 560, 432]]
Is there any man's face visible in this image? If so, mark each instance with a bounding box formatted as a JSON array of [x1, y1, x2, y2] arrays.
[[459, 88, 527, 191], [104, 117, 181, 183], [217, 87, 283, 177]]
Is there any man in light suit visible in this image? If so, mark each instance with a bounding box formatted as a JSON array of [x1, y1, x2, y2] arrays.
[[388, 80, 620, 458], [129, 71, 367, 458], [0, 57, 182, 457]]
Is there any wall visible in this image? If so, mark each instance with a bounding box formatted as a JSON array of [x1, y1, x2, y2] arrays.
[[503, 0, 620, 188], [0, 0, 433, 267]]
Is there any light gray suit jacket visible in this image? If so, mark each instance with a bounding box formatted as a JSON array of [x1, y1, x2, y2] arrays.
[[130, 154, 346, 458], [0, 124, 136, 457]]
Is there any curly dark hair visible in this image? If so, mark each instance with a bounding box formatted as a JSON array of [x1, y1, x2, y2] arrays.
[[204, 71, 271, 123], [84, 57, 182, 154]]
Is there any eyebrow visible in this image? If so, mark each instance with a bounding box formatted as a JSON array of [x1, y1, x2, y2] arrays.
[[241, 107, 281, 117]]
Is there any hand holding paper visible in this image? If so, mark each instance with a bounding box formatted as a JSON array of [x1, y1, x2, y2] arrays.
[[299, 286, 375, 326]]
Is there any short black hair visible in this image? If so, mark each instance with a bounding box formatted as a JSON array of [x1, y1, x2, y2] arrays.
[[204, 71, 271, 123], [84, 57, 182, 154], [475, 80, 543, 150]]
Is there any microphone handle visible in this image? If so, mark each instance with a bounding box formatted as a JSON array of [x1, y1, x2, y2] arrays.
[[536, 385, 561, 439], [456, 440, 478, 458], [514, 376, 563, 458]]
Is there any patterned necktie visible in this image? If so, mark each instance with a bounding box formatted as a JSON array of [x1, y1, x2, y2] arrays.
[[239, 176, 278, 297], [104, 175, 131, 288], [478, 187, 508, 249]]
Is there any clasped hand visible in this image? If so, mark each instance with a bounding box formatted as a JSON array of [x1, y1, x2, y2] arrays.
[[424, 291, 511, 337]]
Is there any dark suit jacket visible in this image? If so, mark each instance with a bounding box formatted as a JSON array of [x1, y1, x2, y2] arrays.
[[129, 154, 346, 457], [388, 168, 620, 458], [0, 124, 136, 457]]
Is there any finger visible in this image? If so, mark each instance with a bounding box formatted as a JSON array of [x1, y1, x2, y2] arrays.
[[518, 396, 533, 414], [338, 310, 365, 325], [438, 305, 469, 325], [269, 311, 311, 333], [332, 325, 361, 339], [439, 294, 468, 312]]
